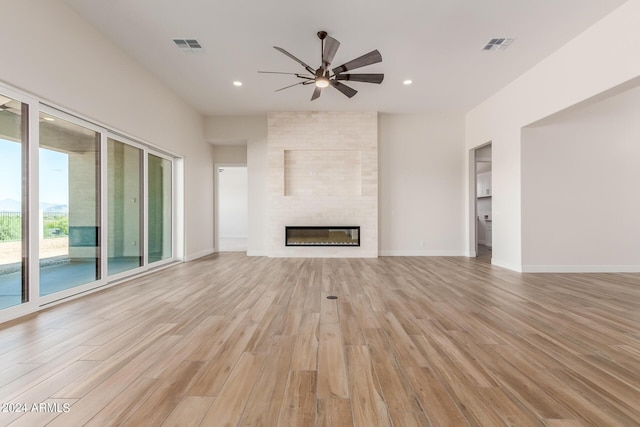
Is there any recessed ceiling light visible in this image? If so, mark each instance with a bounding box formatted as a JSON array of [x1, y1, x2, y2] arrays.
[[403, 80, 413, 85], [44, 117, 55, 121], [233, 81, 243, 87]]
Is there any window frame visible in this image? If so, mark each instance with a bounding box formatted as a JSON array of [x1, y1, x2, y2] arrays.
[[146, 149, 176, 269], [104, 134, 147, 283]]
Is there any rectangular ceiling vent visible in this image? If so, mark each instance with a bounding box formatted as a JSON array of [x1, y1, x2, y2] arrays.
[[482, 38, 515, 51], [173, 38, 204, 53]]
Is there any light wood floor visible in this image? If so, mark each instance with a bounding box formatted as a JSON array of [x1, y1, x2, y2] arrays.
[[1, 254, 639, 426]]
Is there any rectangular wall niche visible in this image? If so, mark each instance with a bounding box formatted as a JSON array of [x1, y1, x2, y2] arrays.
[[284, 150, 361, 196], [286, 226, 360, 246]]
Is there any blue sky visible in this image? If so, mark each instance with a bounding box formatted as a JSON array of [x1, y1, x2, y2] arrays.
[[0, 138, 69, 205]]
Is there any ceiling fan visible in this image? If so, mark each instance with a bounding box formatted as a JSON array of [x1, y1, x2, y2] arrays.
[[259, 31, 384, 101]]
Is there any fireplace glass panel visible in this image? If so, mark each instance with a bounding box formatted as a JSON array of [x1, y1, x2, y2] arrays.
[[285, 226, 360, 246]]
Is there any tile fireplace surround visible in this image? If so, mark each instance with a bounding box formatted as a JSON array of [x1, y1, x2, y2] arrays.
[[267, 112, 378, 258]]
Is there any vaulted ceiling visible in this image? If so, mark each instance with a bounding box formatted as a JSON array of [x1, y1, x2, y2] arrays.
[[62, 0, 627, 115]]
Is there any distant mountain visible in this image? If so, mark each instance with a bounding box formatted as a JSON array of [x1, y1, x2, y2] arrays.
[[0, 199, 68, 212], [0, 198, 21, 212], [42, 204, 68, 212]]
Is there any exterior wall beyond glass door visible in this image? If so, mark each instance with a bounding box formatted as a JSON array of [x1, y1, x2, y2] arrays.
[[108, 138, 143, 276], [148, 154, 172, 263], [39, 113, 100, 296], [0, 94, 28, 310]]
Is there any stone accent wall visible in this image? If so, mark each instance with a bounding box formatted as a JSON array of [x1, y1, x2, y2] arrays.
[[267, 111, 378, 257]]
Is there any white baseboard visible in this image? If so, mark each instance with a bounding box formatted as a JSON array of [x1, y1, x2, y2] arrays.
[[522, 264, 640, 273], [185, 248, 215, 262], [379, 250, 466, 257], [246, 250, 268, 257], [491, 259, 523, 272]]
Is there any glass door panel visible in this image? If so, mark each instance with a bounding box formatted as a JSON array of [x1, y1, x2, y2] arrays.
[[107, 138, 142, 275], [148, 154, 172, 263], [0, 94, 28, 310], [39, 113, 100, 296]]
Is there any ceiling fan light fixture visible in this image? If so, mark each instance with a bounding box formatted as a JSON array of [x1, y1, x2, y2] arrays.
[[263, 31, 383, 100], [315, 77, 330, 88]]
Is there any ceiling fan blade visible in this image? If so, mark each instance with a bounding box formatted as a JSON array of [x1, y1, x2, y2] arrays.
[[258, 71, 297, 75], [311, 87, 322, 101], [330, 81, 358, 98], [273, 46, 315, 74], [322, 36, 340, 71], [259, 71, 314, 81], [335, 73, 384, 84], [275, 81, 307, 92], [258, 71, 305, 76], [332, 49, 382, 75]]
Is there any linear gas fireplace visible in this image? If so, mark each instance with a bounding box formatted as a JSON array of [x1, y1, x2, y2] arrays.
[[285, 226, 360, 247]]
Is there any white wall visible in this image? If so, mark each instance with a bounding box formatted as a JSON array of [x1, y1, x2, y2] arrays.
[[247, 138, 268, 256], [206, 116, 268, 256], [378, 114, 465, 255], [0, 0, 213, 261], [212, 145, 247, 164], [522, 85, 640, 271], [466, 0, 640, 271]]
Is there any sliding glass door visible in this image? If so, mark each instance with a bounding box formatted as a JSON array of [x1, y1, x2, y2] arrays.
[[148, 154, 172, 263], [0, 94, 28, 310], [107, 138, 143, 276], [1, 85, 179, 320], [39, 112, 100, 296]]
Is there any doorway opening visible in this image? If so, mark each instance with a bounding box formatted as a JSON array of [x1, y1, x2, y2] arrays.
[[473, 144, 492, 262], [216, 165, 248, 252]]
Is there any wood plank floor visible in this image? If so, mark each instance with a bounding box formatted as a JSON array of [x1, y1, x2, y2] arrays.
[[1, 253, 639, 426]]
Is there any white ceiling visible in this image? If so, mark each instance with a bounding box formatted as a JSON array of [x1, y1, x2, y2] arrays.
[[62, 0, 627, 116]]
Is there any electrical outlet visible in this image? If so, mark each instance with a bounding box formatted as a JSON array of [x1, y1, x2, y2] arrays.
[[419, 240, 424, 247]]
